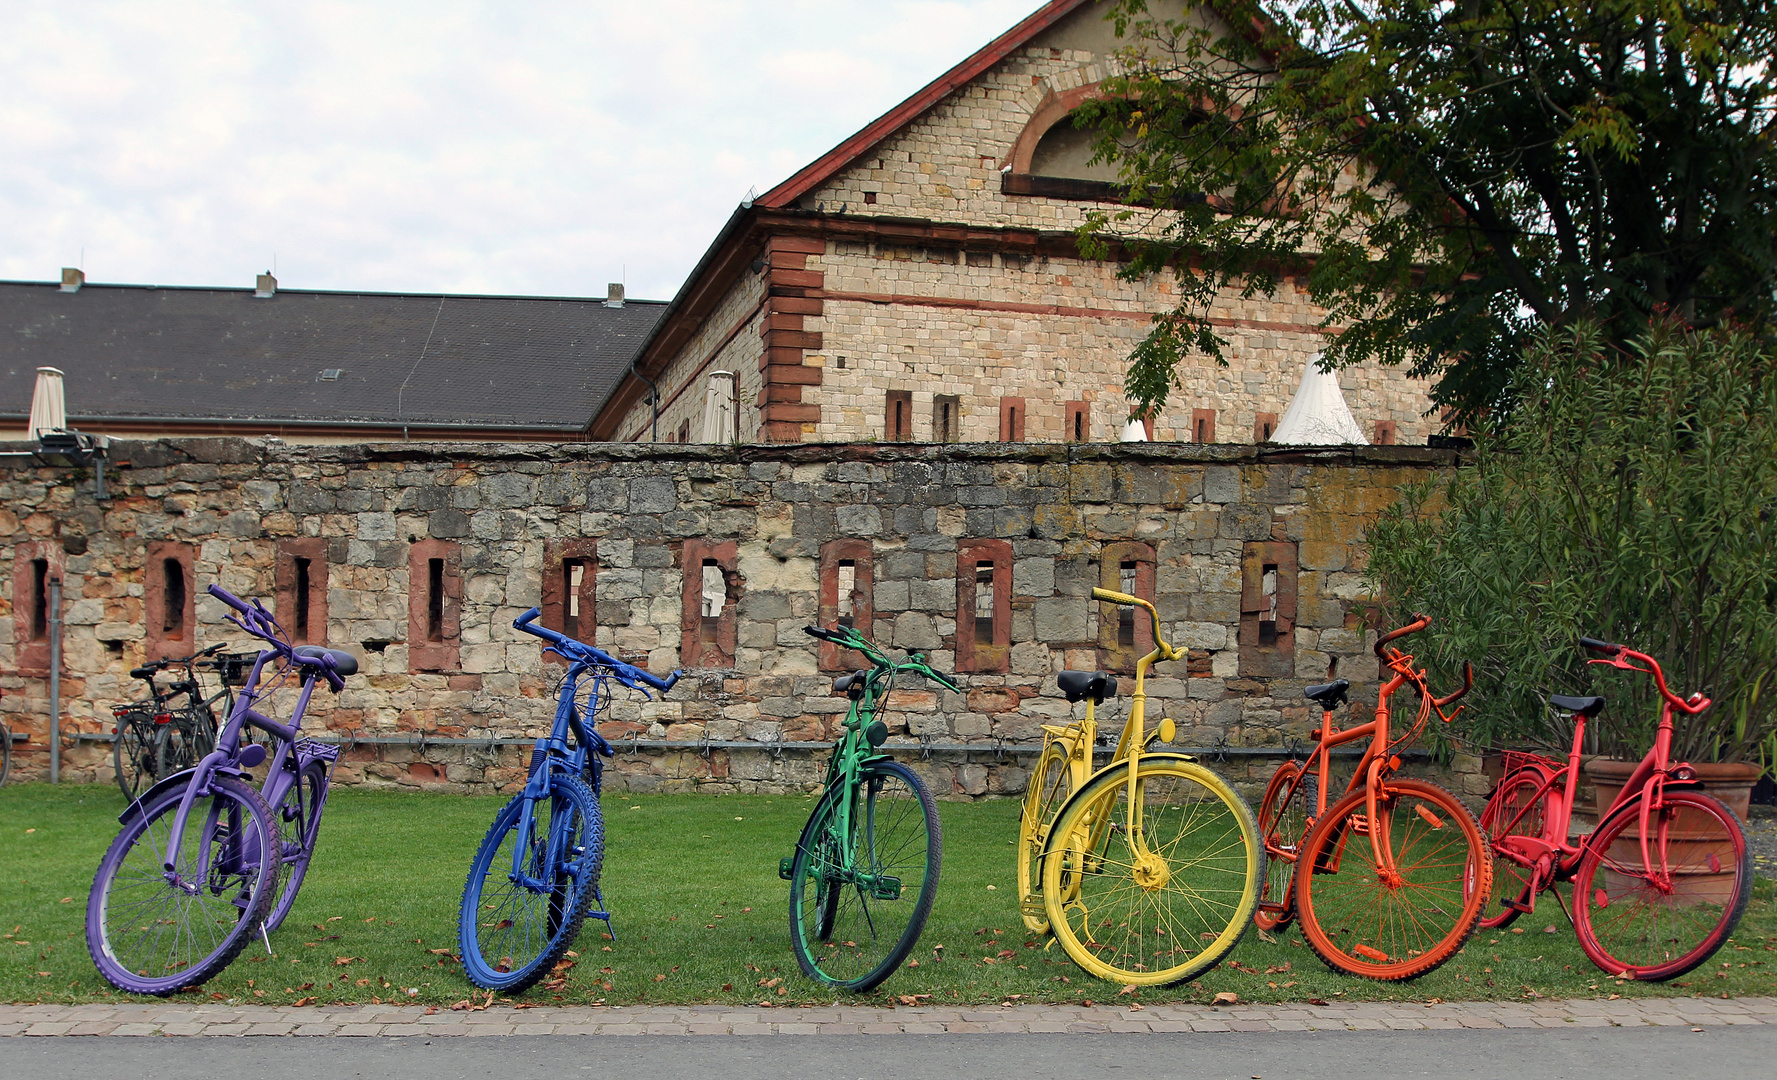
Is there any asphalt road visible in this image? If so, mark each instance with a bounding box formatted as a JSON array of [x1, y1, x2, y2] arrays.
[[4, 1027, 1775, 1080]]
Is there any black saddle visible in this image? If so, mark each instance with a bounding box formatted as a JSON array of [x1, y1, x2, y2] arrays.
[[1304, 679, 1350, 708], [1058, 670, 1117, 704], [1548, 694, 1606, 717], [294, 645, 359, 677], [832, 671, 865, 694]]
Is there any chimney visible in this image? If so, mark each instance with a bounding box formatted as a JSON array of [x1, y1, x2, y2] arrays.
[[255, 272, 277, 298], [60, 268, 84, 293], [605, 282, 625, 308]]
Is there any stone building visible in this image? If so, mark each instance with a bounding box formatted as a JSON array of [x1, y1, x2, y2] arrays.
[[0, 437, 1485, 800], [590, 0, 1435, 447]]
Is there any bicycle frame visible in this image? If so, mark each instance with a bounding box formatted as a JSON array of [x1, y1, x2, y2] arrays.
[[1075, 589, 1182, 857], [1488, 640, 1713, 908], [790, 625, 958, 894]]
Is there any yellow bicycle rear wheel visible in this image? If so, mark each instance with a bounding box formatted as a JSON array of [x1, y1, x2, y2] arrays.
[[1041, 755, 1263, 985], [1017, 740, 1075, 933]]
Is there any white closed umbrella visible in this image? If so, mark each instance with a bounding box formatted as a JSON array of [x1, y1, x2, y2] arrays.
[[29, 367, 67, 439], [700, 370, 737, 444], [1270, 353, 1367, 445]]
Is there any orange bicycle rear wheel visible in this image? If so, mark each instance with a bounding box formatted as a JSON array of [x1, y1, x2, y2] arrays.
[[1295, 778, 1490, 980]]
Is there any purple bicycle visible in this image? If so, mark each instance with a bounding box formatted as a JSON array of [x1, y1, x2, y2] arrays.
[[85, 584, 358, 995]]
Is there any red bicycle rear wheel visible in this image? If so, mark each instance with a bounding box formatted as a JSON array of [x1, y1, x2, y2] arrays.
[[1571, 789, 1751, 981], [1295, 778, 1490, 980], [1254, 761, 1316, 932], [1478, 768, 1558, 930]]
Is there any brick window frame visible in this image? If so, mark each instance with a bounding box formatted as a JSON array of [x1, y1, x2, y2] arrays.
[[998, 397, 1026, 443], [10, 541, 65, 674], [1239, 540, 1298, 677], [817, 539, 874, 672], [886, 390, 913, 442], [681, 538, 739, 668], [1098, 541, 1157, 673], [1065, 401, 1089, 443], [541, 540, 599, 662], [956, 538, 1012, 674], [409, 539, 462, 672], [932, 395, 960, 443], [274, 539, 329, 646], [1192, 408, 1217, 444], [145, 540, 196, 662], [1373, 420, 1397, 445], [1254, 412, 1279, 443]]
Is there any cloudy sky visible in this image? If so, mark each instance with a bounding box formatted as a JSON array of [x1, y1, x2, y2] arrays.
[[0, 0, 1039, 301]]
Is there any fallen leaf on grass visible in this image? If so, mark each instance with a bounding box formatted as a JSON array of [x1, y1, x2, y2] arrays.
[[292, 997, 315, 1007], [1118, 985, 1138, 996], [1212, 992, 1239, 1005], [652, 974, 666, 982], [1307, 998, 1330, 1007]]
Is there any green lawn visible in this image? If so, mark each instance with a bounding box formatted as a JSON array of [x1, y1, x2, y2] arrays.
[[1, 783, 1771, 1008]]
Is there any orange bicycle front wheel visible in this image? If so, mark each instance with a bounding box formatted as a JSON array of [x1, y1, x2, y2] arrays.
[[1295, 778, 1490, 980]]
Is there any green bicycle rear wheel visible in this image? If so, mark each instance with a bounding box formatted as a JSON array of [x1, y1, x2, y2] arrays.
[[788, 760, 940, 992]]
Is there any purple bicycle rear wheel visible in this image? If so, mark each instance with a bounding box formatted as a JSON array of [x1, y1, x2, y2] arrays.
[[86, 774, 279, 995]]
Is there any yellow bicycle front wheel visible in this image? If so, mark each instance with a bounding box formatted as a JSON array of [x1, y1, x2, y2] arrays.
[[1017, 740, 1076, 933], [1041, 755, 1263, 985]]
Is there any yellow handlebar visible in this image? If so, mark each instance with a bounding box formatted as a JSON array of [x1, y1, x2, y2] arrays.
[[1090, 588, 1178, 662]]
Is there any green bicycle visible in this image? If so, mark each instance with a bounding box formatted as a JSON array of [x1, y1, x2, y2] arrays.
[[779, 624, 958, 992]]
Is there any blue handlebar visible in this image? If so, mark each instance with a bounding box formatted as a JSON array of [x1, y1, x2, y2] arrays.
[[513, 608, 680, 694]]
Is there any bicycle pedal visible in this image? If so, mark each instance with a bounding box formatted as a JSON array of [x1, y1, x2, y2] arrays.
[[1019, 900, 1046, 917], [1504, 898, 1535, 915], [1349, 814, 1370, 836], [777, 857, 796, 881], [870, 876, 903, 901]]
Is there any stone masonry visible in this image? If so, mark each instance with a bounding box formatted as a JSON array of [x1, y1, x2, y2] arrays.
[[0, 437, 1473, 799]]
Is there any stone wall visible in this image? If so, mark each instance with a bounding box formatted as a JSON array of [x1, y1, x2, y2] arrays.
[[0, 437, 1464, 800]]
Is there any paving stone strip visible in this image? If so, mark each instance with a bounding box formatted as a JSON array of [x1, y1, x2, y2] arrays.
[[2, 997, 1774, 1037]]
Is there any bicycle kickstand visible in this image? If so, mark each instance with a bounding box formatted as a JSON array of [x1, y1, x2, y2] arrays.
[[587, 886, 617, 943]]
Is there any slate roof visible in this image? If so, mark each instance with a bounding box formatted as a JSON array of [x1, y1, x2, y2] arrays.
[[0, 281, 667, 432]]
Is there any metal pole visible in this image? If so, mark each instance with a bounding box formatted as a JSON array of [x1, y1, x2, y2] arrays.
[[48, 576, 62, 784]]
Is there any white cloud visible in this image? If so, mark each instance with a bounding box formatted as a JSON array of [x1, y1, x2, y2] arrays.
[[0, 0, 1038, 300]]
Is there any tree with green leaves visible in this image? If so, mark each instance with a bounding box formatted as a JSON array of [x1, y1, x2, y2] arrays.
[[1079, 0, 1777, 421]]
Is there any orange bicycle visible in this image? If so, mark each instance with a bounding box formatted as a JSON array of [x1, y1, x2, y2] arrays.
[[1255, 614, 1491, 980]]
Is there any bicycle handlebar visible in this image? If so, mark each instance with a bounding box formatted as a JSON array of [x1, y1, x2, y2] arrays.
[[1581, 638, 1710, 715], [1579, 636, 1621, 656], [514, 608, 680, 694], [1433, 661, 1474, 709], [1375, 613, 1431, 658], [803, 624, 961, 692], [1090, 588, 1178, 660]]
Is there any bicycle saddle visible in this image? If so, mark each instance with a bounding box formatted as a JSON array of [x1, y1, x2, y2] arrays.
[[1548, 694, 1606, 717], [832, 671, 865, 694], [294, 646, 359, 677], [1058, 670, 1117, 704], [1304, 678, 1350, 707], [129, 664, 162, 680]]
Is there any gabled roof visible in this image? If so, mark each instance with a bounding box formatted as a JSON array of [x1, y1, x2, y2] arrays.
[[1, 281, 666, 434], [756, 0, 1094, 209]]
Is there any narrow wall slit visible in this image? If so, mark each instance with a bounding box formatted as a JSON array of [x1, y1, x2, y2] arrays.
[[974, 561, 995, 645], [836, 561, 857, 628], [427, 558, 445, 642], [294, 557, 312, 641], [30, 558, 48, 640], [162, 558, 186, 636], [1117, 561, 1138, 647]]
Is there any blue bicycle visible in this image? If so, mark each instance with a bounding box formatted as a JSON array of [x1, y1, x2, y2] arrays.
[[457, 608, 681, 993]]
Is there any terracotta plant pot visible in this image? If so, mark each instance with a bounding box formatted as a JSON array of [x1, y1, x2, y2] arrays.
[[1584, 758, 1761, 822]]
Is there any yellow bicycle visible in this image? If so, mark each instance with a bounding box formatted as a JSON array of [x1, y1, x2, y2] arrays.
[[1017, 588, 1264, 985]]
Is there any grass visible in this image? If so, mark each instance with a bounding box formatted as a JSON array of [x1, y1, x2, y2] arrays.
[[1, 782, 1772, 1008]]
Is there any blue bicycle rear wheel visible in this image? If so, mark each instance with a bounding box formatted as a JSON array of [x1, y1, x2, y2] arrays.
[[458, 771, 603, 993]]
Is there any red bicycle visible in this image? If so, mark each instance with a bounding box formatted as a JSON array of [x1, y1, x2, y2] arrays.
[[1479, 637, 1753, 980]]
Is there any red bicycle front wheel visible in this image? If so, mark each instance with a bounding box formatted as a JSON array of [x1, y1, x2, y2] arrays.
[[1571, 789, 1751, 981]]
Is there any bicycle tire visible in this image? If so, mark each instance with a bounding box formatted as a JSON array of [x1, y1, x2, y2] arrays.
[[1017, 741, 1075, 934], [1571, 788, 1752, 981], [1295, 778, 1490, 981], [112, 714, 158, 799], [788, 759, 941, 992], [1255, 760, 1316, 932], [1478, 767, 1558, 930], [264, 760, 329, 934], [458, 771, 603, 994], [1041, 755, 1263, 986], [86, 774, 280, 995]]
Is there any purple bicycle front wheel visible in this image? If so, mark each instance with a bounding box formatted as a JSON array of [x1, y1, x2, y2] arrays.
[[86, 774, 279, 995]]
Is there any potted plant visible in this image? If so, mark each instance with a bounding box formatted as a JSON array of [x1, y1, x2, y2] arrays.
[[1366, 322, 1777, 810]]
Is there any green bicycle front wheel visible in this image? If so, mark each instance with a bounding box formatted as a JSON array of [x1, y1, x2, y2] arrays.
[[788, 759, 940, 992]]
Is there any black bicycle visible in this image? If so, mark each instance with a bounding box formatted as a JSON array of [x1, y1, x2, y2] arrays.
[[110, 644, 251, 798]]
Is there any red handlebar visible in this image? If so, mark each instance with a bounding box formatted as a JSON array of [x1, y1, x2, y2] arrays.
[[1375, 613, 1431, 658]]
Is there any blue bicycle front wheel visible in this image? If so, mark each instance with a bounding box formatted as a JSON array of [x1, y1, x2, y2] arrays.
[[458, 771, 603, 993]]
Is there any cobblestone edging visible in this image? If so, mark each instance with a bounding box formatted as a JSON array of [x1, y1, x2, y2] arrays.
[[2, 997, 1773, 1037]]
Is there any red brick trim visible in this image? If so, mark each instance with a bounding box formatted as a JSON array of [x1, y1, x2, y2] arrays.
[[814, 288, 1321, 334], [10, 541, 65, 674], [1064, 401, 1089, 442], [818, 539, 875, 672], [1098, 541, 1156, 673], [999, 397, 1027, 442], [274, 538, 329, 646], [1008, 81, 1109, 175], [541, 540, 599, 662], [681, 539, 739, 668], [409, 539, 462, 672], [1191, 408, 1218, 444], [886, 390, 914, 441], [757, 236, 828, 442], [1239, 541, 1298, 678], [1255, 412, 1279, 443], [145, 540, 196, 662], [956, 538, 1012, 674], [1373, 420, 1397, 445]]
